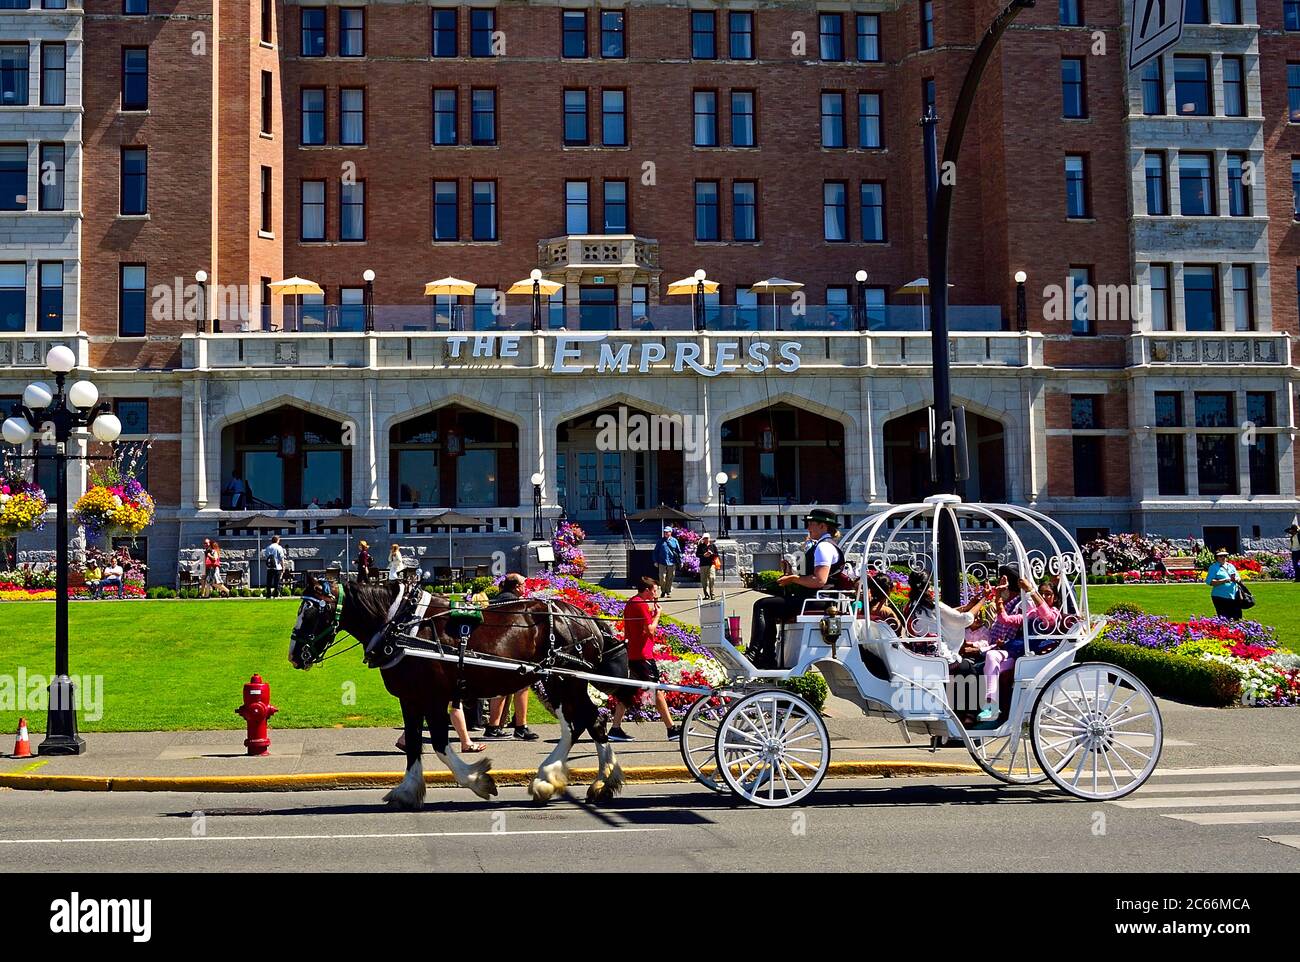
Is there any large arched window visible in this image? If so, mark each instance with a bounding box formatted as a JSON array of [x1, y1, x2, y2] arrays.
[[223, 407, 351, 509], [390, 406, 518, 508], [719, 404, 845, 505], [883, 408, 1006, 504]]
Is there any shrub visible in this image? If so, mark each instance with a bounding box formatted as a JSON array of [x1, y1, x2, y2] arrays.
[[779, 672, 829, 712], [1105, 601, 1144, 618], [751, 570, 784, 595], [470, 576, 494, 594], [1079, 637, 1240, 707]]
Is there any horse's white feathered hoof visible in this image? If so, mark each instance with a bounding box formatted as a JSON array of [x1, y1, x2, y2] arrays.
[[465, 757, 498, 800], [383, 759, 426, 810], [586, 779, 611, 804], [529, 777, 557, 803], [604, 762, 626, 795]]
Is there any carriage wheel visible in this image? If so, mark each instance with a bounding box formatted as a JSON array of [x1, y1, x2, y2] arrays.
[[968, 722, 1048, 785], [1030, 663, 1163, 801], [715, 689, 830, 807], [680, 689, 742, 793]]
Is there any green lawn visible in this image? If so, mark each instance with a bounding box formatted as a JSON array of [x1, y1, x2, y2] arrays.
[[0, 599, 553, 734], [1089, 583, 1300, 652]]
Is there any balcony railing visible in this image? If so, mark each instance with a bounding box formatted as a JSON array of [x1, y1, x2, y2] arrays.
[[241, 303, 1007, 334], [1130, 330, 1291, 367]]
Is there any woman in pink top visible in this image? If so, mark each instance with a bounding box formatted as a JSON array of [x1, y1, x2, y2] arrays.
[[977, 578, 1059, 723]]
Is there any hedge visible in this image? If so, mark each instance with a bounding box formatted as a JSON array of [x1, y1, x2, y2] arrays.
[[751, 570, 783, 595], [1078, 636, 1240, 707]]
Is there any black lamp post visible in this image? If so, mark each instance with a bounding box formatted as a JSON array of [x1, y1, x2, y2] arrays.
[[195, 270, 208, 335], [530, 471, 544, 541], [715, 471, 730, 538], [530, 269, 543, 332], [1, 346, 122, 755], [363, 268, 376, 333], [923, 0, 1036, 607], [693, 269, 707, 332], [1014, 270, 1028, 332], [854, 269, 869, 332]]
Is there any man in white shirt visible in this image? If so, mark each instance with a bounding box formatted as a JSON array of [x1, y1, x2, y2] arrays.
[[748, 508, 844, 668], [101, 560, 125, 599], [263, 535, 287, 598]]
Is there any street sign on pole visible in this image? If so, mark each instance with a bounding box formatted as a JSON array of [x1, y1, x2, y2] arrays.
[[1129, 0, 1187, 72]]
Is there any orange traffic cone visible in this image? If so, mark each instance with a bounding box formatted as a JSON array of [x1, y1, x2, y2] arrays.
[[12, 718, 31, 758]]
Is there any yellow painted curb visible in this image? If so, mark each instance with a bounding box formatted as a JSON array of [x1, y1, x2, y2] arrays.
[[0, 759, 980, 794]]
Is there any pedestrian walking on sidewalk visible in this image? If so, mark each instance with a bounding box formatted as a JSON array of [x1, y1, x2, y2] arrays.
[[696, 533, 720, 600]]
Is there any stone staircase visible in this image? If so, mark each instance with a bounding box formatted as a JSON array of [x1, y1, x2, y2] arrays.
[[577, 536, 631, 584]]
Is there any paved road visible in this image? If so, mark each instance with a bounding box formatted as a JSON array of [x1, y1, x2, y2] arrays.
[[3, 764, 1298, 872]]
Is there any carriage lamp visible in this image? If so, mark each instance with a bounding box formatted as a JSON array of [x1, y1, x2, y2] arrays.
[[531, 471, 545, 541], [0, 346, 122, 756], [363, 269, 376, 333], [854, 269, 869, 332], [1014, 270, 1028, 332], [195, 270, 209, 334], [715, 471, 730, 538]]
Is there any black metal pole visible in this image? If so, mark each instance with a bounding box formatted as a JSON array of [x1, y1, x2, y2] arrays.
[[532, 482, 543, 541], [694, 281, 705, 332], [364, 278, 375, 333], [1016, 278, 1028, 332], [855, 279, 867, 332], [925, 0, 1036, 607], [717, 481, 727, 538], [196, 279, 207, 335], [532, 280, 541, 332]]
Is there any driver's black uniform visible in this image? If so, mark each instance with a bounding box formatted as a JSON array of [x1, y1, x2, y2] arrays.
[[748, 536, 844, 669]]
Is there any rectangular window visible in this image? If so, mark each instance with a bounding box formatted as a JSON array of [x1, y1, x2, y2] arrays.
[[1145, 152, 1168, 215], [1072, 437, 1104, 496], [860, 182, 885, 242], [115, 399, 149, 436], [120, 146, 147, 215], [729, 11, 754, 60], [1196, 429, 1238, 496], [1149, 264, 1171, 330], [340, 179, 364, 240], [856, 13, 880, 62], [433, 180, 458, 241], [819, 13, 844, 61], [733, 180, 757, 241], [1222, 56, 1245, 117], [563, 89, 589, 146], [1155, 391, 1183, 428], [600, 10, 625, 58], [692, 11, 716, 59], [340, 88, 364, 144], [339, 8, 364, 57], [301, 180, 325, 240], [1065, 154, 1088, 218], [1059, 0, 1082, 26], [1179, 153, 1215, 216], [601, 89, 626, 146], [693, 90, 718, 146], [1219, 0, 1242, 24], [259, 165, 272, 233], [731, 90, 755, 147], [37, 262, 62, 332], [302, 88, 325, 144], [1288, 1, 1300, 30], [339, 287, 365, 331], [0, 263, 22, 332], [694, 180, 719, 241], [562, 10, 588, 58], [122, 47, 147, 110], [1140, 59, 1165, 115], [1227, 152, 1250, 216], [1157, 434, 1186, 495], [0, 144, 23, 211], [472, 288, 498, 330], [471, 180, 496, 240], [1289, 64, 1300, 122], [820, 92, 845, 148], [1061, 57, 1086, 118], [41, 43, 64, 106], [920, 1, 934, 49], [0, 45, 29, 106], [119, 265, 146, 337], [124, 0, 146, 11], [603, 179, 628, 233], [1195, 392, 1233, 428], [1185, 0, 1208, 23], [261, 0, 272, 43], [432, 88, 457, 145], [260, 70, 273, 135], [1183, 265, 1219, 331], [823, 181, 847, 242], [470, 87, 495, 145], [565, 180, 589, 234], [470, 9, 496, 57], [432, 9, 458, 57], [38, 143, 63, 210], [301, 8, 326, 57], [858, 92, 882, 148], [1069, 266, 1093, 335], [1293, 158, 1300, 219], [1231, 265, 1254, 332], [1173, 56, 1211, 116]]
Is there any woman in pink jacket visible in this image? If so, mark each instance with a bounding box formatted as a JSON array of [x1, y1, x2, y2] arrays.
[[977, 577, 1059, 723]]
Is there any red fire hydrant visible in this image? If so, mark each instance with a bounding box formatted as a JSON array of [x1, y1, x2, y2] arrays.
[[235, 674, 278, 756]]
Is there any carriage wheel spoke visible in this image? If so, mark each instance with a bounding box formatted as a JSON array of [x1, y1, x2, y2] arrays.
[[1108, 711, 1154, 731]]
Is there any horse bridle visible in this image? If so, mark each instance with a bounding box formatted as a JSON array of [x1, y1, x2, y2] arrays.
[[295, 581, 345, 668]]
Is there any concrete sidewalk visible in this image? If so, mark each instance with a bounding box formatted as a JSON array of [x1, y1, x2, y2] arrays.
[[2, 690, 1294, 788]]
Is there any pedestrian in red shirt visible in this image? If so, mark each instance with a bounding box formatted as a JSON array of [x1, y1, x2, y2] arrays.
[[609, 577, 680, 742]]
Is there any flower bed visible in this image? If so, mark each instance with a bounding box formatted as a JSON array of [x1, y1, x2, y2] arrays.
[[550, 520, 587, 577], [1088, 607, 1300, 707], [0, 581, 146, 601]]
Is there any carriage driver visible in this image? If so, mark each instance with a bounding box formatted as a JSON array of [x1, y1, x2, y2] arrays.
[[747, 508, 845, 669]]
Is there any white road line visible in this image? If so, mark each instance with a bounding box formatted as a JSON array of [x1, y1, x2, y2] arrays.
[[1113, 793, 1300, 810], [1136, 780, 1300, 794], [1150, 765, 1300, 777], [1261, 836, 1300, 851], [1164, 811, 1300, 826], [0, 827, 669, 846]]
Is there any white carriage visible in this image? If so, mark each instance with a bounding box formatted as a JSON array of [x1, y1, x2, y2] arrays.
[[679, 496, 1164, 807]]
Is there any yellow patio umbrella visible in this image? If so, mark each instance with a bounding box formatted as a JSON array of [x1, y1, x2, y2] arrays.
[[666, 270, 719, 331], [424, 277, 477, 330], [749, 277, 804, 328], [896, 277, 953, 331], [507, 270, 564, 331], [269, 276, 323, 331]]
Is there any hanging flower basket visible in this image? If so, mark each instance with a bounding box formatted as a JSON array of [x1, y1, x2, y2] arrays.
[[0, 476, 48, 539], [73, 475, 155, 538]]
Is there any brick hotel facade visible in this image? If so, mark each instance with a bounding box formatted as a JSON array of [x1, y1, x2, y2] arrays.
[[1, 0, 1299, 579]]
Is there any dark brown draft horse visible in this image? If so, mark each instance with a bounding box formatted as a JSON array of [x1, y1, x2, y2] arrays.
[[287, 577, 630, 809]]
